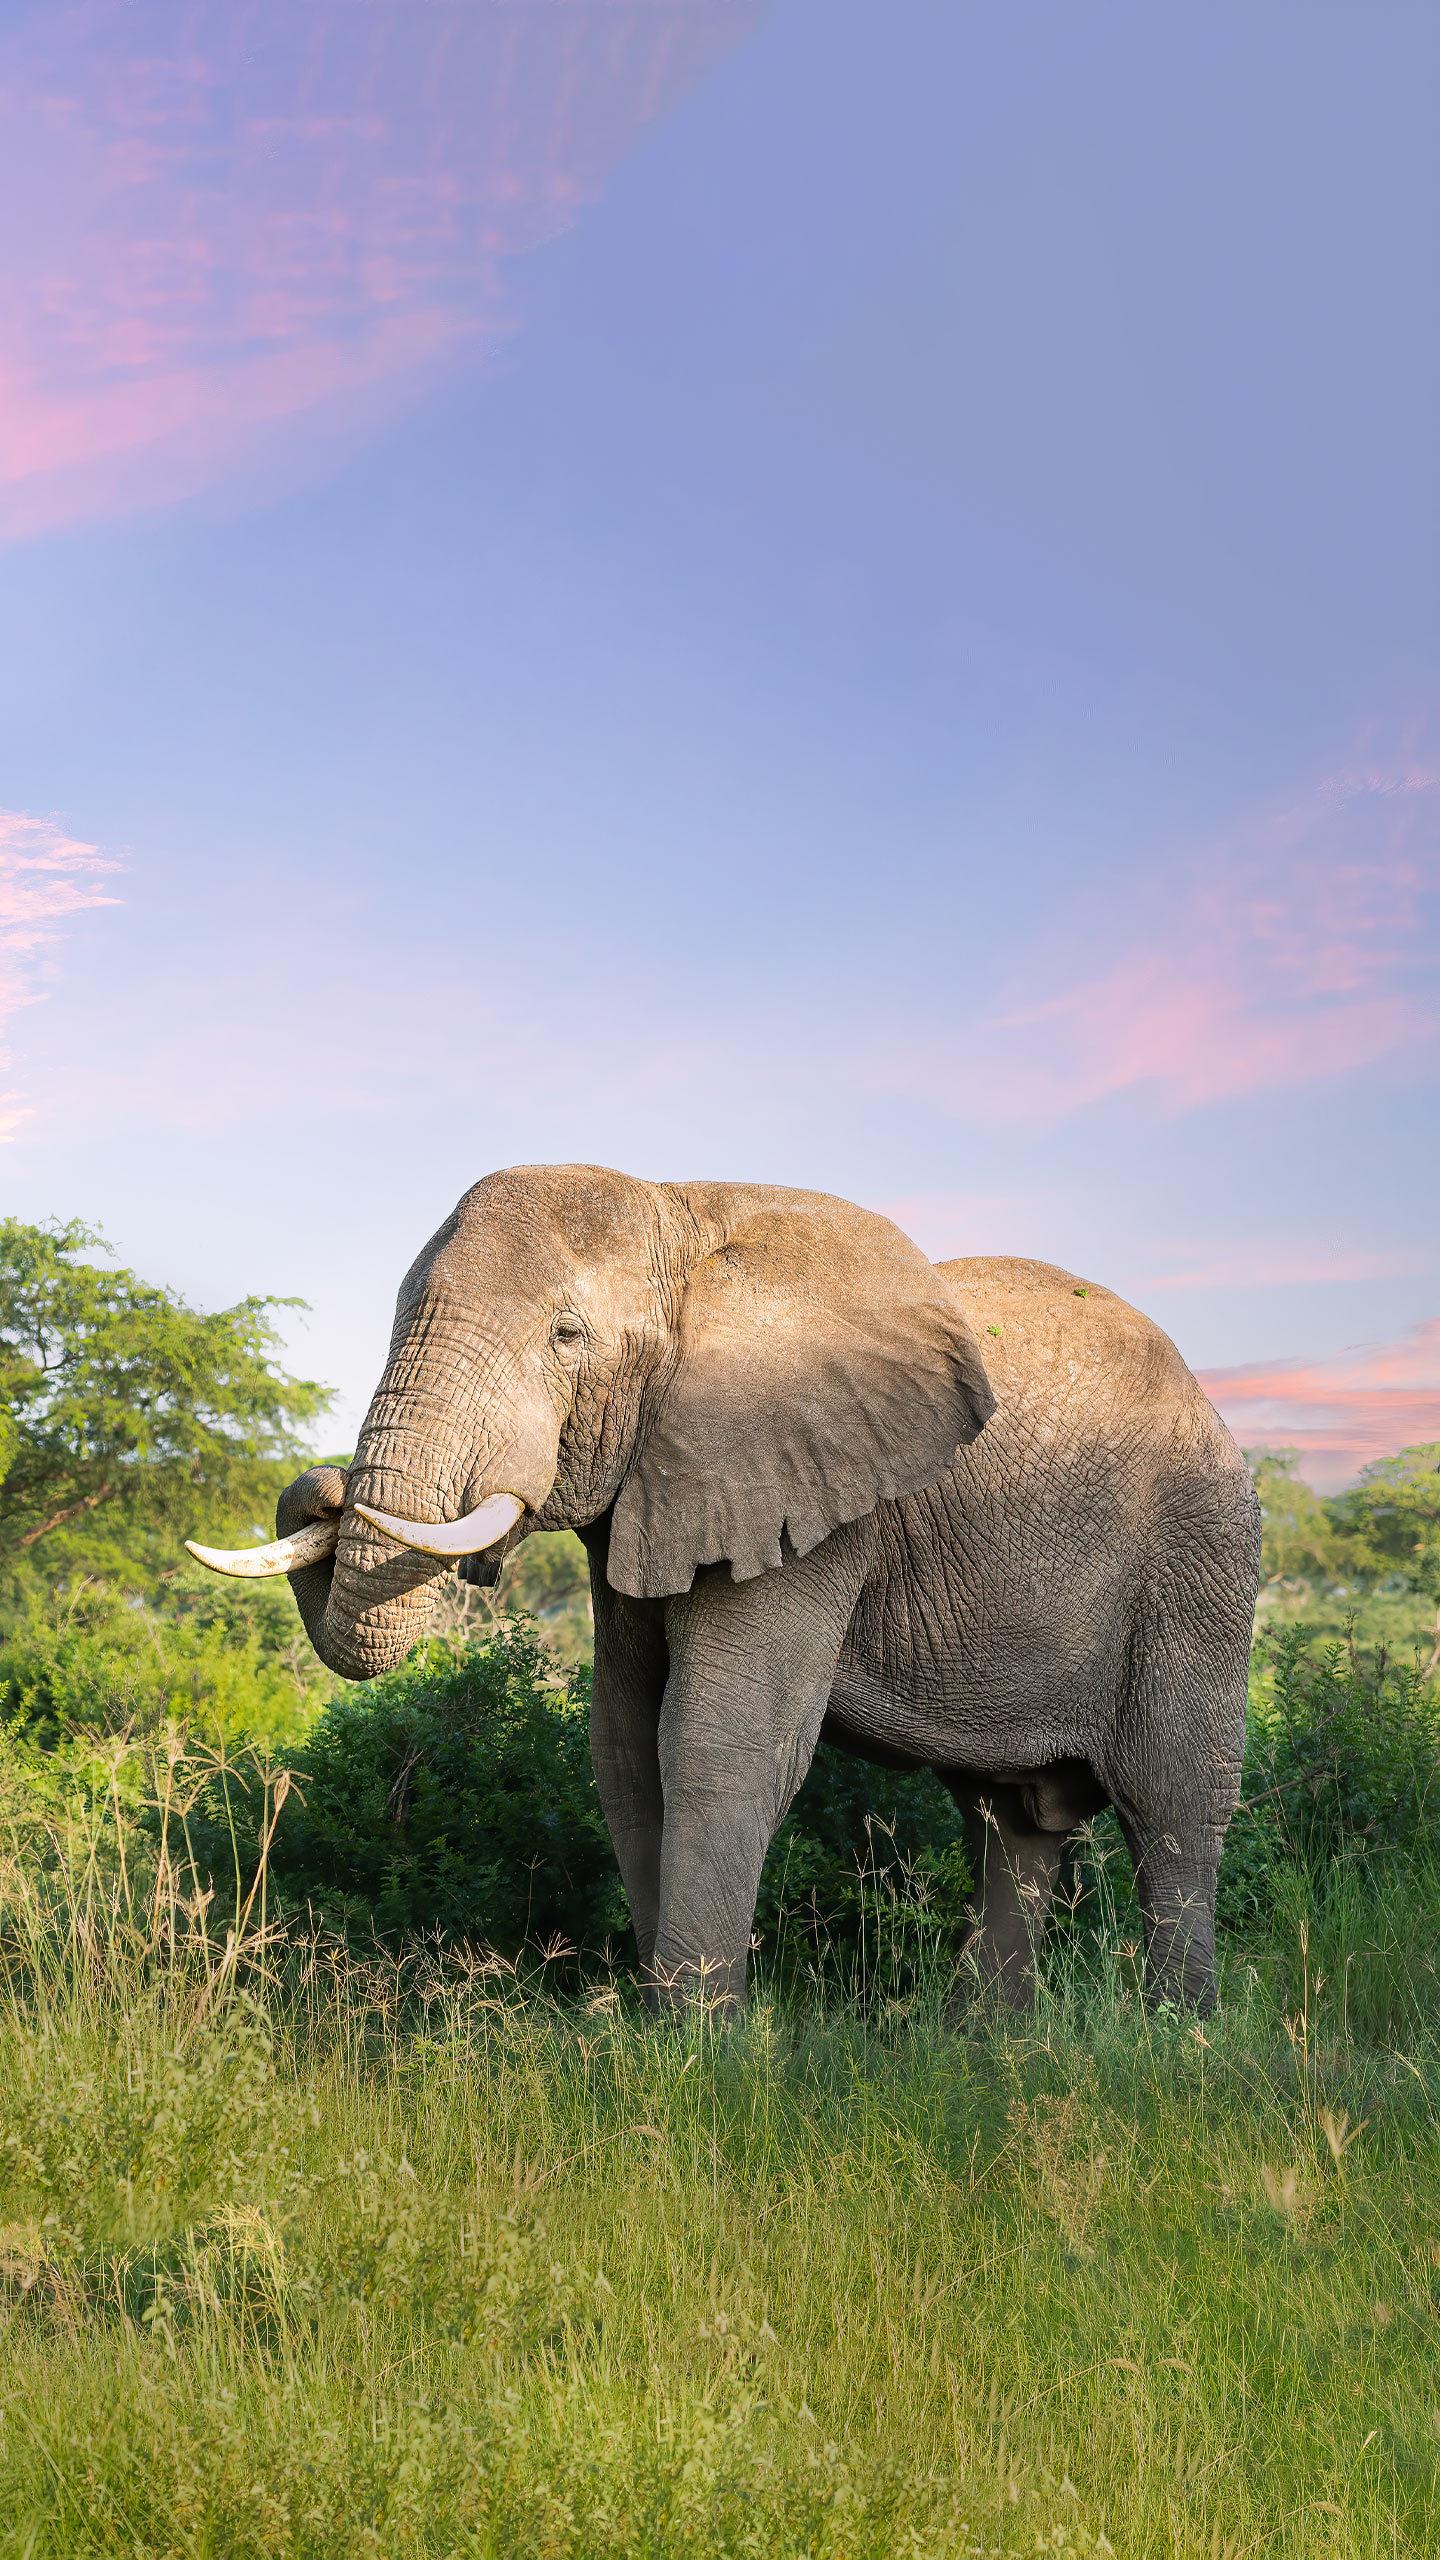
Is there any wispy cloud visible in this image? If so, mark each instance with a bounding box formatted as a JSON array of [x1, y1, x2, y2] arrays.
[[872, 753, 1439, 1123], [6, 913, 765, 1155], [1144, 1241, 1430, 1291], [874, 1190, 1039, 1261], [1200, 1321, 1440, 1490], [0, 1, 758, 538], [877, 1199, 1430, 1300], [0, 812, 120, 1137]]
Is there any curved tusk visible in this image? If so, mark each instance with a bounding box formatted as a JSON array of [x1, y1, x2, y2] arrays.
[[185, 1518, 340, 1579], [351, 1491, 525, 1559]]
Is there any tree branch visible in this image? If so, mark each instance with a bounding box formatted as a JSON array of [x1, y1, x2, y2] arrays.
[[12, 1482, 114, 1551]]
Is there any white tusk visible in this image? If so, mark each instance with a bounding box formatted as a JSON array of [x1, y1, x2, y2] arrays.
[[351, 1491, 525, 1559], [185, 1518, 340, 1579]]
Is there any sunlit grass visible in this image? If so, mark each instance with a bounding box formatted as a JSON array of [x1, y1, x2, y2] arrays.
[[1, 1742, 1438, 2555]]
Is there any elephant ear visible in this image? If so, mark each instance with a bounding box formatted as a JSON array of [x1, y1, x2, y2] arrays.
[[607, 1188, 996, 1600]]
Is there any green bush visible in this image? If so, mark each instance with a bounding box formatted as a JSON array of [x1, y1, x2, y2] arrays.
[[246, 1616, 1440, 1982], [1219, 1624, 1440, 1928], [1058, 1628, 1440, 1954], [251, 1619, 971, 1980], [0, 1576, 327, 1754], [758, 1752, 972, 1991], [265, 1622, 628, 1958], [12, 1577, 1440, 1994]]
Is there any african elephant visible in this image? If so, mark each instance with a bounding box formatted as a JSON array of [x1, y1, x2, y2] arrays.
[[191, 1164, 1260, 2012]]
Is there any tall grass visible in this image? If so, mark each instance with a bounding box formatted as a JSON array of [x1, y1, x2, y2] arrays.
[[2, 1735, 1438, 2556]]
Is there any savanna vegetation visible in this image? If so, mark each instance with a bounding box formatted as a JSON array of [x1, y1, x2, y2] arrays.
[[2, 1215, 1439, 2556]]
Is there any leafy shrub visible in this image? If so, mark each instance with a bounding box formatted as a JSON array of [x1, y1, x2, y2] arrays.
[[1048, 1630, 1440, 1967], [254, 1621, 971, 1979], [265, 1623, 627, 1957], [14, 1578, 1440, 1992], [1219, 1625, 1440, 1928], [769, 1629, 1440, 1980], [759, 1752, 972, 1991], [250, 1617, 1440, 1979], [0, 1576, 327, 1753]]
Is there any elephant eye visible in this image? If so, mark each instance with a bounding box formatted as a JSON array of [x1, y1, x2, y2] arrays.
[[552, 1313, 587, 1349]]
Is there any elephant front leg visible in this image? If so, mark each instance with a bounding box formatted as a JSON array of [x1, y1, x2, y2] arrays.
[[652, 1536, 869, 2013], [585, 1536, 669, 1971], [650, 1784, 785, 2012]]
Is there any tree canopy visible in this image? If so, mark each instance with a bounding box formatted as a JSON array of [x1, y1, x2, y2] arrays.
[[1251, 1444, 1440, 1671], [0, 1217, 331, 1573]]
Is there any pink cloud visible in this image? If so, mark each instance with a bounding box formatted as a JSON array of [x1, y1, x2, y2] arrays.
[[0, 812, 120, 1137], [5, 910, 758, 1147], [1200, 1321, 1440, 1490], [0, 2, 758, 538], [874, 1189, 1037, 1261], [872, 753, 1439, 1121], [1145, 1242, 1431, 1291], [876, 1200, 1430, 1299]]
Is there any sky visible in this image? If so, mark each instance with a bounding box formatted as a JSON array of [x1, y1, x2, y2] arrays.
[[2, 0, 1437, 1485]]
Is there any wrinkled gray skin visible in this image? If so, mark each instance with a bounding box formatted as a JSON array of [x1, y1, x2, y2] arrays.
[[277, 1165, 1259, 2013]]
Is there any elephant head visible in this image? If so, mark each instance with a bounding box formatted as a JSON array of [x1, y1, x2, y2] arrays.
[[189, 1164, 995, 1680]]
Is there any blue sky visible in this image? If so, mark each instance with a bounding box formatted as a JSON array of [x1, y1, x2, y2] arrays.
[[2, 0, 1437, 1478]]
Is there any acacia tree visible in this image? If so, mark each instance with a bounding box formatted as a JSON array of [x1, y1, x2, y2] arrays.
[[0, 1217, 331, 1569], [1251, 1443, 1440, 1671], [1328, 1446, 1440, 1676], [1248, 1450, 1338, 1592]]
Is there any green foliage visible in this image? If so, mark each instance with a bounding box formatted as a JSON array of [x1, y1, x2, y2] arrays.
[[1219, 1627, 1440, 1925], [498, 1526, 593, 1659], [245, 1620, 1440, 1987], [1252, 1442, 1440, 1663], [1, 1745, 1440, 2554], [758, 1751, 972, 1989], [8, 1581, 1434, 2008], [241, 1618, 966, 1975], [0, 1573, 331, 1753], [264, 1623, 627, 1954], [0, 1215, 330, 1577]]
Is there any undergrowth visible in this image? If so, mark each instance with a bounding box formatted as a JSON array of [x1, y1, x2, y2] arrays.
[[1, 1720, 1438, 2556]]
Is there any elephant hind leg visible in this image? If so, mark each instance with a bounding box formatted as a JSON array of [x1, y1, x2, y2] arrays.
[[1101, 1554, 1252, 2014], [942, 1776, 1079, 2013], [1114, 1815, 1225, 2013]]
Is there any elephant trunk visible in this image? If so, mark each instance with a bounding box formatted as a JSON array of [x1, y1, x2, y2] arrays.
[[311, 1320, 558, 1683], [271, 1459, 447, 1685]]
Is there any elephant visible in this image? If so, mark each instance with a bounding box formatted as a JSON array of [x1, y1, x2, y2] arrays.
[[191, 1163, 1261, 2012]]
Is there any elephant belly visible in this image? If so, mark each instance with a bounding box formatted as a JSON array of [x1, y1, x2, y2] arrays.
[[827, 1469, 1135, 1777], [818, 1704, 1111, 1836], [823, 1648, 1104, 1779]]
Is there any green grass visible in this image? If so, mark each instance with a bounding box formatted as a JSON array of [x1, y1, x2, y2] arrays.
[[2, 1753, 1440, 2556]]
